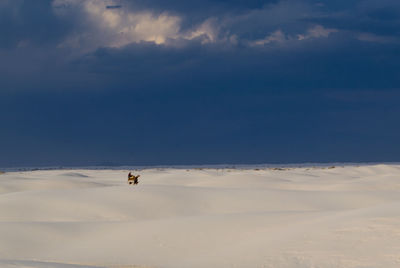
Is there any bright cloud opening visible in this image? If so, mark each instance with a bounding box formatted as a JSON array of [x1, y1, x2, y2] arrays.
[[53, 0, 184, 50], [52, 1, 340, 52], [52, 0, 225, 52]]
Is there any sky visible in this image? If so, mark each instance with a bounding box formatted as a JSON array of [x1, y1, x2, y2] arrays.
[[1, 0, 400, 167]]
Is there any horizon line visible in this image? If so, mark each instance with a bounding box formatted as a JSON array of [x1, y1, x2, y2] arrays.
[[2, 161, 400, 172]]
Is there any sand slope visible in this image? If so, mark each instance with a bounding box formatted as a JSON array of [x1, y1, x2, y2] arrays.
[[1, 165, 400, 267]]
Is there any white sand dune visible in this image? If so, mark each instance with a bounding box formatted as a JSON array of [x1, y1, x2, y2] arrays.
[[1, 165, 400, 267]]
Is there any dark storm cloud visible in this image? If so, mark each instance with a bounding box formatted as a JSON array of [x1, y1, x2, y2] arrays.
[[303, 0, 400, 38], [125, 0, 277, 13], [1, 0, 400, 167], [0, 0, 75, 48], [73, 36, 400, 92]]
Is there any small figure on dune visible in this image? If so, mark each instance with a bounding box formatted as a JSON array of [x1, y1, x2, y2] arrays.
[[128, 172, 140, 185]]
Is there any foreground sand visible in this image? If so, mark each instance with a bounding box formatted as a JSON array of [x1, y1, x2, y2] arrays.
[[1, 165, 400, 267]]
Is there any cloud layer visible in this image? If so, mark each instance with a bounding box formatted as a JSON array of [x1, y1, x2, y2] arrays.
[[1, 0, 400, 166], [51, 0, 341, 51], [3, 0, 400, 52]]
